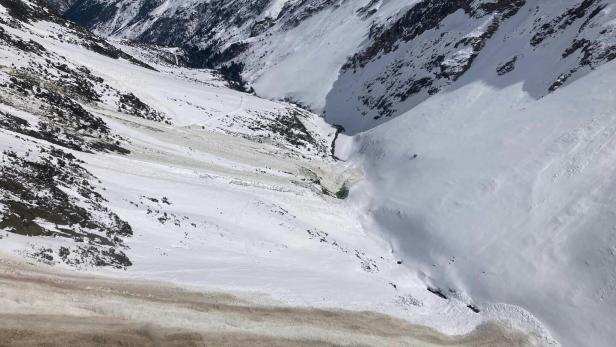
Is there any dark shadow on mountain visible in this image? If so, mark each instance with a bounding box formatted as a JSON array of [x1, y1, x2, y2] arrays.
[[323, 0, 615, 135]]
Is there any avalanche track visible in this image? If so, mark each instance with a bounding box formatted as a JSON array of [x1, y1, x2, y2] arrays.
[[0, 257, 536, 347]]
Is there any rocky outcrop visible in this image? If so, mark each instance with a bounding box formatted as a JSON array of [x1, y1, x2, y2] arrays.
[[0, 0, 161, 267], [325, 0, 616, 133]]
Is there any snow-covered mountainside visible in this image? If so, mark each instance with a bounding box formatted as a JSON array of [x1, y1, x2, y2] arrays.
[[343, 61, 616, 347], [0, 0, 550, 345], [4, 0, 616, 346], [58, 0, 616, 133], [0, 0, 346, 272], [328, 0, 616, 133]]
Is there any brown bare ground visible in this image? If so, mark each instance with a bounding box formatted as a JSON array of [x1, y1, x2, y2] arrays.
[[0, 257, 539, 346]]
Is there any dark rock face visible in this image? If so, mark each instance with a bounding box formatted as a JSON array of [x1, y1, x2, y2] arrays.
[[64, 0, 118, 28], [0, 0, 155, 70], [0, 0, 173, 268], [325, 0, 616, 133], [1, 64, 128, 153], [532, 0, 616, 93], [64, 0, 347, 68], [475, 0, 525, 19], [344, 0, 476, 71], [530, 0, 602, 46], [0, 0, 49, 22], [329, 0, 524, 125], [267, 109, 318, 149], [496, 56, 517, 76], [65, 0, 272, 66], [277, 0, 339, 30], [0, 144, 132, 268], [118, 93, 170, 123], [530, 0, 615, 72]]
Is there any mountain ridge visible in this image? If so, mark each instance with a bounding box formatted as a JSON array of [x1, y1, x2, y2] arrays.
[[56, 0, 616, 133]]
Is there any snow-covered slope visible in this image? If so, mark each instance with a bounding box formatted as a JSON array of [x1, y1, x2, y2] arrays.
[[328, 0, 616, 133], [343, 60, 616, 347], [60, 0, 616, 131], [6, 0, 616, 346], [0, 0, 334, 270], [0, 1, 550, 345]]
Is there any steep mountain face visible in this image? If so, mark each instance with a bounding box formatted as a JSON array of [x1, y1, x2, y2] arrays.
[[327, 0, 616, 132], [57, 0, 616, 133], [62, 0, 333, 47], [326, 2, 616, 347], [53, 0, 412, 110], [60, 0, 331, 58]]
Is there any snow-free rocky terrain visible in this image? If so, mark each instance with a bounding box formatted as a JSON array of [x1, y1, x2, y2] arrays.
[[1, 0, 616, 346]]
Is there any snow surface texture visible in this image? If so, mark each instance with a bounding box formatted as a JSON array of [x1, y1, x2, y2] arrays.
[[0, 1, 552, 345], [345, 61, 616, 347], [4, 0, 616, 346]]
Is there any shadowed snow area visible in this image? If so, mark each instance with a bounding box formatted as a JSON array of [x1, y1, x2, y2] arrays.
[[345, 61, 616, 347]]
